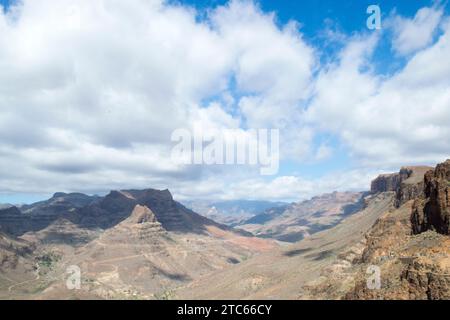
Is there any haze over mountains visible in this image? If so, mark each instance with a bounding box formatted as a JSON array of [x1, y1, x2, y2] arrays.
[[238, 192, 365, 242], [183, 200, 288, 226]]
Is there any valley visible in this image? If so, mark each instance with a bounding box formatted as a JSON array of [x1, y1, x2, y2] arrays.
[[0, 161, 449, 299]]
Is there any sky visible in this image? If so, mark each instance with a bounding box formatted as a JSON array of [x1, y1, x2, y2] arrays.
[[0, 0, 449, 204]]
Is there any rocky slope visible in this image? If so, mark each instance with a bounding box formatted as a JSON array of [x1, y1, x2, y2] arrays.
[[175, 192, 394, 299], [176, 161, 449, 300], [238, 192, 365, 242], [370, 166, 432, 207], [304, 161, 449, 300], [0, 188, 276, 299], [0, 233, 36, 296]]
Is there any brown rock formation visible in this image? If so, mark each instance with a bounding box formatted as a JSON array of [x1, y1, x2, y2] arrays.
[[370, 166, 432, 207], [127, 204, 157, 224], [371, 173, 403, 194], [412, 160, 450, 235]]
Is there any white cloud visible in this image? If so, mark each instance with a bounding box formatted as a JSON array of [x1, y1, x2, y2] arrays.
[[0, 0, 317, 200], [171, 168, 380, 202], [390, 5, 443, 55], [0, 1, 449, 203], [306, 16, 450, 169]]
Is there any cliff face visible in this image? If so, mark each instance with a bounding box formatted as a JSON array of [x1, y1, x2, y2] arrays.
[[412, 160, 450, 235], [303, 161, 449, 300], [370, 173, 402, 194], [371, 166, 432, 208]]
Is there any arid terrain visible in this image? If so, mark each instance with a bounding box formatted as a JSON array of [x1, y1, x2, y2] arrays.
[[237, 191, 365, 242], [0, 161, 449, 300]]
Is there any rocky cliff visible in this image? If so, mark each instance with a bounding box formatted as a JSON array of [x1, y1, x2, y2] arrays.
[[371, 166, 432, 207], [371, 173, 403, 194], [301, 161, 449, 300], [412, 160, 450, 235]]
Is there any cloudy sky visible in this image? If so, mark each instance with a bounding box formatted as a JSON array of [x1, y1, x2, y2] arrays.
[[0, 0, 449, 204]]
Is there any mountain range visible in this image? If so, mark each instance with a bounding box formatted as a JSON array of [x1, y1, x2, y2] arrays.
[[0, 189, 276, 299], [0, 160, 449, 299], [182, 200, 288, 226]]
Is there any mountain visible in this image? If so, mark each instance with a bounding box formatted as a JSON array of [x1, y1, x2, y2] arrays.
[[0, 188, 276, 299], [0, 232, 36, 294], [238, 191, 365, 242], [175, 191, 394, 299], [370, 166, 432, 206], [1, 161, 449, 300], [302, 163, 450, 299], [0, 192, 98, 236], [175, 161, 450, 299], [0, 204, 13, 210], [183, 200, 288, 226]]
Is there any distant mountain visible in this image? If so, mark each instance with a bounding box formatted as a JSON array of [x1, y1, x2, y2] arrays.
[[0, 192, 99, 236], [175, 191, 394, 299], [0, 188, 276, 299], [182, 200, 288, 226], [238, 191, 366, 242], [0, 203, 13, 210]]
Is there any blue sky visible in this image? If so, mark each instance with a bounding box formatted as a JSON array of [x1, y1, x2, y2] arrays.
[[0, 0, 449, 204]]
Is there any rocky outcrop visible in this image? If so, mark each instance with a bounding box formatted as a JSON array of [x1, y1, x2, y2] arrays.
[[127, 204, 158, 224], [395, 167, 431, 207], [371, 173, 403, 194], [339, 203, 450, 300], [302, 162, 449, 300], [371, 166, 432, 208], [101, 204, 165, 243], [412, 160, 450, 235]]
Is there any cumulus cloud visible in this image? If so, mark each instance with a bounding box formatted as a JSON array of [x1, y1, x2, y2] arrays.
[[389, 5, 443, 55], [0, 0, 449, 203], [171, 168, 380, 202], [306, 15, 450, 169], [0, 0, 317, 200]]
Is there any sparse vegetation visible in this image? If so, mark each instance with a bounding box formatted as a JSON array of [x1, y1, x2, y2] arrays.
[[36, 252, 61, 270]]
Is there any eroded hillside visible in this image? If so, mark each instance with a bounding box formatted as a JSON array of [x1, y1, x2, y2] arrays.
[[0, 189, 276, 299]]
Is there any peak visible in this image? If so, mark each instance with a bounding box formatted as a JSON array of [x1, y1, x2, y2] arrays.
[[52, 192, 67, 198], [127, 205, 157, 224], [106, 190, 135, 200]]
